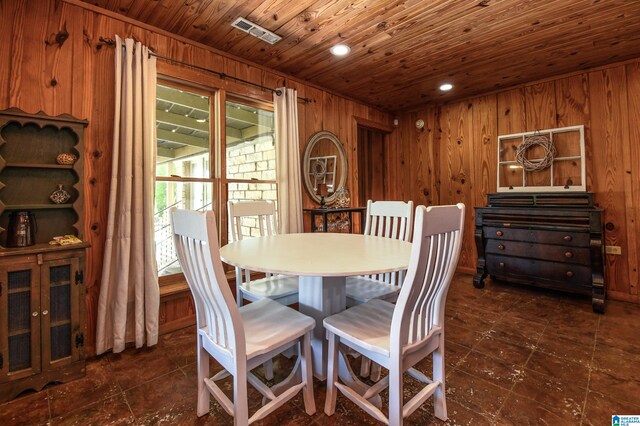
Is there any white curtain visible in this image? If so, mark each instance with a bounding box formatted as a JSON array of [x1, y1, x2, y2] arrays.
[[96, 36, 159, 355], [274, 88, 303, 233]]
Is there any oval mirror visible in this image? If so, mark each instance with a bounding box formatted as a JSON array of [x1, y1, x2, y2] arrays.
[[303, 131, 348, 206]]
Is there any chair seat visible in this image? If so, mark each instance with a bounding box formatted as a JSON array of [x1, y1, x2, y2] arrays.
[[239, 298, 314, 359], [346, 276, 400, 306], [239, 275, 298, 300], [324, 299, 394, 358]]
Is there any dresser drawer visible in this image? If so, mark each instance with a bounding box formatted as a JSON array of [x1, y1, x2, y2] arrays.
[[486, 255, 592, 284], [485, 239, 590, 265], [483, 226, 589, 247]]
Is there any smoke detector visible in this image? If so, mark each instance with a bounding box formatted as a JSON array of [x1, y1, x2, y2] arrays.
[[231, 17, 282, 45]]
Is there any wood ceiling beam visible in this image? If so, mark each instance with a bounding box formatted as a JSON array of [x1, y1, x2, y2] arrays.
[[156, 85, 209, 112], [226, 126, 242, 142], [157, 147, 175, 158], [156, 110, 209, 132], [225, 105, 273, 129], [157, 129, 209, 148]]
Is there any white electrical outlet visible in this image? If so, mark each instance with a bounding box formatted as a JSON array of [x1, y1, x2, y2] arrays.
[[605, 246, 622, 255]]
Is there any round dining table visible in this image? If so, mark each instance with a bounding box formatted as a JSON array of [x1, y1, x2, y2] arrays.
[[219, 232, 412, 382]]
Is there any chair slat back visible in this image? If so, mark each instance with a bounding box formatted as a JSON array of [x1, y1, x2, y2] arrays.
[[363, 200, 414, 284], [228, 200, 278, 242], [171, 209, 244, 355], [391, 204, 465, 350]]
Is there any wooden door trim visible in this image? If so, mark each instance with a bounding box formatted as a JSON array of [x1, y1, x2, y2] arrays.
[[354, 116, 394, 134]]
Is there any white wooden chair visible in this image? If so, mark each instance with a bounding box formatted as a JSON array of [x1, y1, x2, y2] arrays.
[[345, 200, 414, 307], [346, 200, 413, 380], [228, 200, 299, 307], [324, 204, 465, 426], [171, 209, 315, 424]]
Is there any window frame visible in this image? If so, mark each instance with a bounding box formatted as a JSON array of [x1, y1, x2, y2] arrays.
[[155, 78, 278, 285], [222, 95, 278, 244]]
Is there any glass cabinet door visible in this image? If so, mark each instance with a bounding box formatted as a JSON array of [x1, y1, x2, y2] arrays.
[[40, 258, 81, 370], [0, 264, 41, 383]]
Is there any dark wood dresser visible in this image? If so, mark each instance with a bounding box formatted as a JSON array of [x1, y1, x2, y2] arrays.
[[473, 192, 605, 313]]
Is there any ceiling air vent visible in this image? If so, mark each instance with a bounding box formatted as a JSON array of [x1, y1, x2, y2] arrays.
[[231, 17, 282, 45]]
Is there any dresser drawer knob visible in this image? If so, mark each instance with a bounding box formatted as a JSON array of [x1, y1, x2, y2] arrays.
[[499, 262, 505, 268], [563, 235, 572, 242], [566, 271, 574, 278], [498, 244, 505, 250], [496, 231, 503, 237], [565, 251, 573, 258]]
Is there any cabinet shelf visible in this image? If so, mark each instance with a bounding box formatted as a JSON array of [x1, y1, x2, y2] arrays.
[[9, 328, 31, 338], [0, 242, 89, 255], [4, 204, 73, 210], [8, 287, 30, 294], [50, 319, 71, 328], [4, 163, 74, 170]]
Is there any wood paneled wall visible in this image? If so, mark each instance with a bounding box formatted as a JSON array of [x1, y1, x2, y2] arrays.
[[0, 0, 392, 355], [389, 60, 640, 303]]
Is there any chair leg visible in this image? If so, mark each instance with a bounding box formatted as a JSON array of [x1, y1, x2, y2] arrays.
[[433, 335, 447, 421], [370, 361, 383, 382], [300, 333, 316, 415], [235, 268, 243, 307], [196, 335, 210, 417], [360, 356, 371, 378], [233, 364, 249, 426], [324, 331, 339, 416], [388, 362, 403, 426], [263, 359, 274, 381]]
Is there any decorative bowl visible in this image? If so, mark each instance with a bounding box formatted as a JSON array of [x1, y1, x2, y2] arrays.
[[56, 153, 77, 165]]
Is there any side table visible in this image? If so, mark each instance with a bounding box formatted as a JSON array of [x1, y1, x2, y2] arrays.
[[303, 207, 367, 234]]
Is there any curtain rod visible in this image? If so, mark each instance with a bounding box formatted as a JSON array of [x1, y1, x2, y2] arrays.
[[98, 37, 313, 104]]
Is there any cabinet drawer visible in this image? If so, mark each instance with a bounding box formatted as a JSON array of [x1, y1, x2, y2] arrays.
[[486, 254, 592, 284], [485, 239, 590, 265], [483, 226, 589, 247]]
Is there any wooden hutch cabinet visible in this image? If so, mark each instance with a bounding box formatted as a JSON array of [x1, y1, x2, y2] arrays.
[[474, 192, 605, 313], [0, 108, 89, 402]]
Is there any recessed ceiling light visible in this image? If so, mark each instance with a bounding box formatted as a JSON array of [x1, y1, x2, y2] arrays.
[[439, 83, 453, 92], [196, 119, 206, 123], [330, 44, 350, 56]]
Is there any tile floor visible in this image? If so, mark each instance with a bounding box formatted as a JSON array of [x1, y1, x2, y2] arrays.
[[1, 273, 639, 425]]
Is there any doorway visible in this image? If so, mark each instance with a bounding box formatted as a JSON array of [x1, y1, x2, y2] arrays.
[[357, 126, 388, 203]]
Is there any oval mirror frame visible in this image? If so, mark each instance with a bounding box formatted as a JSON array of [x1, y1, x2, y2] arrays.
[[303, 130, 348, 206]]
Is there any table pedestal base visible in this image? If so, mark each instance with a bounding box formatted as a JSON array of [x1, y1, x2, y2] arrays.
[[298, 276, 346, 380]]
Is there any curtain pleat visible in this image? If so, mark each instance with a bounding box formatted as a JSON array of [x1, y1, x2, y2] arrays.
[[96, 36, 159, 355], [274, 88, 303, 233]]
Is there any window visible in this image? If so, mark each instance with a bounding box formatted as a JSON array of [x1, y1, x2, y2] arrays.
[[155, 83, 214, 277], [225, 99, 277, 241], [154, 83, 277, 279]]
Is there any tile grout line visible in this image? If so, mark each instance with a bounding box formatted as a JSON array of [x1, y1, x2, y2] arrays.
[[46, 389, 53, 423], [493, 317, 550, 422], [121, 390, 139, 425], [446, 293, 520, 423], [579, 313, 600, 426]]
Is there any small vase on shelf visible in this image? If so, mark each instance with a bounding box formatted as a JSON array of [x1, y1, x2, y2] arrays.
[[50, 184, 71, 204]]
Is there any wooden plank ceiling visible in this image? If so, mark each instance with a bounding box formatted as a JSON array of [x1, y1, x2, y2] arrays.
[[83, 0, 640, 111]]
